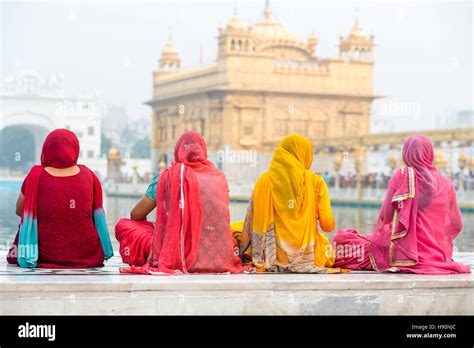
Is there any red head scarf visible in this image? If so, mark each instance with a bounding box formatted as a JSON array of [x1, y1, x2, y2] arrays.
[[172, 130, 214, 170], [40, 129, 79, 168], [122, 131, 245, 275]]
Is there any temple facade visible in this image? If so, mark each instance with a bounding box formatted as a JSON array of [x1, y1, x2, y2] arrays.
[[147, 1, 376, 176]]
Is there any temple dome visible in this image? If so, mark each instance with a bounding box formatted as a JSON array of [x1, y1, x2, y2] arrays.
[[108, 146, 119, 157], [350, 24, 366, 38], [346, 16, 371, 41], [162, 38, 179, 56], [250, 1, 297, 41], [159, 33, 180, 70], [227, 14, 246, 30], [251, 19, 297, 41]]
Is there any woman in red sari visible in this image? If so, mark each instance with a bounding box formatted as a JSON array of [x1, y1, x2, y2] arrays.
[[7, 129, 113, 268], [116, 131, 246, 274], [334, 135, 470, 274]]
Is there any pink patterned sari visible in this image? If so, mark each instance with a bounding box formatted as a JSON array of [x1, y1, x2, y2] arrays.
[[334, 135, 471, 274]]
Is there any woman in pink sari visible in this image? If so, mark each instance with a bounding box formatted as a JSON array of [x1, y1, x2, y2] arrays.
[[334, 135, 470, 274]]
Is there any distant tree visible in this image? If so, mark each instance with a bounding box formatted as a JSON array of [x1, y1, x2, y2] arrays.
[[131, 137, 151, 158], [101, 133, 113, 156], [120, 125, 136, 144], [0, 126, 35, 172]]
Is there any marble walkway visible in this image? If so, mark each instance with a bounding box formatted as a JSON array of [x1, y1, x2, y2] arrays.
[[1, 251, 473, 315]]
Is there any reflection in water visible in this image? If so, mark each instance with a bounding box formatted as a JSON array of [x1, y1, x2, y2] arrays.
[[0, 182, 21, 250], [1, 182, 473, 253]]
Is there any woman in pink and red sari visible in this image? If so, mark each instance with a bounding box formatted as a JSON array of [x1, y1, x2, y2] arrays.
[[116, 131, 246, 274], [334, 135, 470, 274], [7, 129, 113, 268]]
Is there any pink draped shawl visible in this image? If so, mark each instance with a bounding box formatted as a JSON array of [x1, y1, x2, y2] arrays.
[[369, 135, 470, 274]]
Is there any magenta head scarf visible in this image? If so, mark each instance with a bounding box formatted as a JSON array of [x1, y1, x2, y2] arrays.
[[370, 135, 439, 271], [41, 129, 80, 168], [402, 135, 434, 167], [402, 135, 436, 209]]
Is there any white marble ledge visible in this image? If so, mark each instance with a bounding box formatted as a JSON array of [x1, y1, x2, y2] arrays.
[[1, 273, 474, 293], [1, 252, 473, 315], [1, 252, 472, 293]]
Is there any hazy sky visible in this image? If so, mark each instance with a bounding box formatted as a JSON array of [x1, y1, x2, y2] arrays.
[[1, 0, 472, 130]]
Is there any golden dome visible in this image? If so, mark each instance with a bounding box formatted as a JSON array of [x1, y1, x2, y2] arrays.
[[346, 15, 371, 41], [162, 37, 179, 56], [388, 155, 398, 170], [108, 146, 119, 156], [434, 149, 447, 170], [250, 1, 297, 41], [158, 160, 167, 170], [227, 12, 246, 30], [351, 16, 365, 35], [159, 31, 180, 70], [434, 148, 446, 161]]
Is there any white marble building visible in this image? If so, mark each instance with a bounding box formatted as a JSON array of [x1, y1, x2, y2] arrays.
[[0, 70, 106, 176]]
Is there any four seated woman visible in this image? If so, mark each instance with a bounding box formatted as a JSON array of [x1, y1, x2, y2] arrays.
[[232, 134, 345, 273], [333, 135, 470, 274], [5, 130, 470, 275], [116, 131, 246, 274], [7, 129, 113, 268]]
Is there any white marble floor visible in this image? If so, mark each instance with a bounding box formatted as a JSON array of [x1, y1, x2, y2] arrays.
[[1, 251, 473, 315], [2, 251, 472, 276]]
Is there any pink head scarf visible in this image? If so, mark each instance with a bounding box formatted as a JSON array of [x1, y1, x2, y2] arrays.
[[370, 135, 440, 271], [401, 135, 437, 209]]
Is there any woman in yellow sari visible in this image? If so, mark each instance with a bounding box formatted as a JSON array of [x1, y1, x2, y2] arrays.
[[232, 134, 344, 273]]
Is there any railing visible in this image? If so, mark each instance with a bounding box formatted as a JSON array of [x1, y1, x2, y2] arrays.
[[228, 175, 474, 206], [104, 182, 148, 197], [326, 176, 474, 206], [103, 174, 473, 206]]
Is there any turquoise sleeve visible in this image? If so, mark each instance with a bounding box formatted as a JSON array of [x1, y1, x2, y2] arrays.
[[93, 208, 114, 260], [145, 175, 159, 201]]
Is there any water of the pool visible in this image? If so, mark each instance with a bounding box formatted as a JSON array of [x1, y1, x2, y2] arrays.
[[1, 181, 473, 252]]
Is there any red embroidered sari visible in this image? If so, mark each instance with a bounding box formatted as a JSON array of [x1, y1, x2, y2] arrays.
[[119, 131, 246, 274], [7, 129, 113, 268]]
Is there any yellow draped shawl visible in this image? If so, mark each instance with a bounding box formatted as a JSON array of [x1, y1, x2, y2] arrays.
[[232, 134, 339, 272]]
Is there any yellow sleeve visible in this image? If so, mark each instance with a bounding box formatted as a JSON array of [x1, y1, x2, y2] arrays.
[[230, 221, 244, 243], [317, 178, 335, 232]]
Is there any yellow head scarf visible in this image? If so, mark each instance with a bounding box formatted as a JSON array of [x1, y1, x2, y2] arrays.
[[251, 134, 333, 268]]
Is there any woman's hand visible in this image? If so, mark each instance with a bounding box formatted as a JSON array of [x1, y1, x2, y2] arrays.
[[15, 192, 24, 217]]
